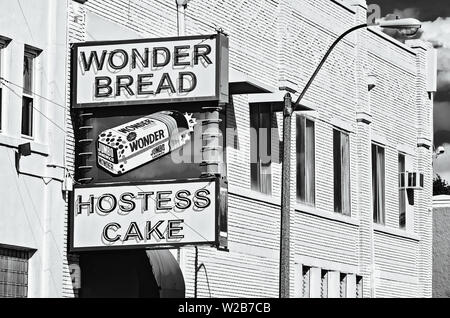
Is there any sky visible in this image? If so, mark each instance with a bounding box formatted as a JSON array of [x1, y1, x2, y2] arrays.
[[371, 0, 450, 182]]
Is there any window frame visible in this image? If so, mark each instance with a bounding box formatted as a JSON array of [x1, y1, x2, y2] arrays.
[[356, 275, 363, 298], [0, 36, 11, 133], [333, 128, 352, 216], [250, 103, 273, 196], [372, 142, 386, 225], [320, 269, 328, 298], [0, 247, 32, 298], [339, 273, 347, 298], [398, 153, 407, 229], [21, 45, 41, 139], [301, 265, 311, 298], [296, 115, 316, 206]]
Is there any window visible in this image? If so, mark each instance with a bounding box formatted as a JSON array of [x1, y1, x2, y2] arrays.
[[320, 269, 328, 298], [372, 143, 385, 224], [356, 275, 363, 298], [301, 266, 311, 298], [0, 36, 11, 131], [298, 266, 362, 298], [250, 104, 272, 195], [339, 273, 347, 298], [398, 153, 407, 229], [297, 116, 315, 205], [21, 46, 41, 137], [334, 129, 351, 215], [22, 50, 34, 137], [0, 248, 30, 298]]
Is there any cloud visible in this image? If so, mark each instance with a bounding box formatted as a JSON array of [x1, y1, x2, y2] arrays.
[[434, 143, 450, 183], [393, 7, 421, 19], [421, 17, 450, 48]]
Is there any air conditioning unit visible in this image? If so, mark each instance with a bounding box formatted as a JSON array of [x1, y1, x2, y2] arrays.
[[399, 172, 424, 190]]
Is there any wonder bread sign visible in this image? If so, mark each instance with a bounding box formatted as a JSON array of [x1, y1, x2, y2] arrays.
[[71, 34, 229, 108]]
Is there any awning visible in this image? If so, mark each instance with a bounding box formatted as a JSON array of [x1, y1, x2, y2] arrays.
[[229, 69, 276, 95], [146, 250, 185, 298]]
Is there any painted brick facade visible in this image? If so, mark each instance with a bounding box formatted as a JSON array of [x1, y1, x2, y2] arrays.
[[63, 0, 434, 298]]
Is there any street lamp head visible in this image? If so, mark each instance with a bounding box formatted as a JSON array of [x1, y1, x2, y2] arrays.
[[375, 18, 422, 37], [176, 0, 191, 8], [437, 146, 445, 156]]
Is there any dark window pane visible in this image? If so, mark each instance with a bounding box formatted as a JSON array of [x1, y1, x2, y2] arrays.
[[334, 130, 342, 213], [250, 105, 259, 191], [399, 154, 406, 229], [23, 54, 33, 95], [356, 276, 363, 298], [21, 96, 33, 136], [297, 116, 306, 202], [250, 104, 272, 195], [334, 129, 351, 215], [372, 144, 385, 224], [305, 119, 315, 205], [297, 117, 315, 205], [372, 144, 378, 223], [341, 132, 351, 216]]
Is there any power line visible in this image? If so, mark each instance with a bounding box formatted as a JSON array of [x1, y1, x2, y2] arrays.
[[1, 81, 67, 134], [16, 0, 34, 41], [0, 77, 67, 110]]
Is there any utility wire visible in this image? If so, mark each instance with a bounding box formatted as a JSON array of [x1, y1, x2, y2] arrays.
[[16, 0, 34, 41], [1, 81, 67, 134], [0, 77, 67, 110]]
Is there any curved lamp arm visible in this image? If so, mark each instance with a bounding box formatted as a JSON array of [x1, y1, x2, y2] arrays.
[[293, 23, 368, 109]]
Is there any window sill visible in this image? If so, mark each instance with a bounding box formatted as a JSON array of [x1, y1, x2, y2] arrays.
[[373, 224, 420, 241], [0, 133, 49, 156], [295, 203, 359, 227], [21, 134, 34, 141]]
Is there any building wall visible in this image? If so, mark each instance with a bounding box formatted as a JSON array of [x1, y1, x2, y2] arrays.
[[0, 0, 70, 297], [64, 0, 434, 298], [432, 196, 450, 298]]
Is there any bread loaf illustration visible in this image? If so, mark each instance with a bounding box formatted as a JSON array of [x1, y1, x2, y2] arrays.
[[97, 110, 196, 175]]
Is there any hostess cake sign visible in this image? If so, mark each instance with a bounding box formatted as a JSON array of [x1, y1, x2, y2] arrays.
[[97, 110, 197, 175], [70, 178, 219, 251], [71, 34, 229, 108]]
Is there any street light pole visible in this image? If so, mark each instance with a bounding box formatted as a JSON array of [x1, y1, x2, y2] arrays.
[[279, 92, 293, 298]]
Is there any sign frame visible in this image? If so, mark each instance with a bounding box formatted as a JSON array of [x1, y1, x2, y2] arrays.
[[70, 34, 229, 109], [68, 177, 221, 253]]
